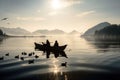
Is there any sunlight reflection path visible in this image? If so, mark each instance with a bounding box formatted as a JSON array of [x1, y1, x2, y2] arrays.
[[49, 58, 68, 80]]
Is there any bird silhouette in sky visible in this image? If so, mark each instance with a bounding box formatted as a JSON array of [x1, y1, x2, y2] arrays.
[[1, 18, 8, 21]]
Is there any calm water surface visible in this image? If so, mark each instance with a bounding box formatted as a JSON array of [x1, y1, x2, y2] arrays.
[[0, 35, 120, 80]]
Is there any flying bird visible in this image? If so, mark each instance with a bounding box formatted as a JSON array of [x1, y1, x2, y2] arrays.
[[1, 18, 8, 21]]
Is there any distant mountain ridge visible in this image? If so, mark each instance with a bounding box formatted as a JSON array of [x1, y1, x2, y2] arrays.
[[33, 29, 81, 35], [0, 27, 80, 36], [33, 29, 49, 34], [69, 30, 80, 35], [82, 22, 111, 36], [33, 29, 66, 35], [0, 27, 31, 36]]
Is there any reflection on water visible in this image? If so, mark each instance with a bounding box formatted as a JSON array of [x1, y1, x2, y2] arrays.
[[45, 51, 68, 58], [0, 37, 7, 45], [84, 37, 120, 52], [0, 38, 3, 44], [0, 36, 120, 80], [52, 58, 60, 73], [47, 58, 68, 80]]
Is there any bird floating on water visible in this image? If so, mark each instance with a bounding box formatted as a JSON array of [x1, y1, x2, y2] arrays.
[[28, 53, 32, 56], [61, 62, 67, 67], [28, 59, 34, 64], [15, 55, 19, 59], [35, 55, 39, 59], [20, 57, 24, 61], [5, 53, 9, 56], [0, 56, 4, 60], [22, 52, 27, 55]]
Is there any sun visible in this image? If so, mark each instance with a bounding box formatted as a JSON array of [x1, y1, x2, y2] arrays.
[[51, 0, 62, 10]]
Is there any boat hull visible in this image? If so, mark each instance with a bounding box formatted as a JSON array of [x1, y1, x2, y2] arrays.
[[34, 42, 67, 52]]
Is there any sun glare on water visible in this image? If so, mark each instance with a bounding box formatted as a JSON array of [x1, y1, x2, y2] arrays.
[[51, 0, 62, 10]]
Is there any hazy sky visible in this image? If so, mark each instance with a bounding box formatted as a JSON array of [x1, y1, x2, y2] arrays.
[[0, 0, 120, 32]]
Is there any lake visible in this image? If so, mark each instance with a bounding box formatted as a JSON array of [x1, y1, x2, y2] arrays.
[[0, 35, 120, 80]]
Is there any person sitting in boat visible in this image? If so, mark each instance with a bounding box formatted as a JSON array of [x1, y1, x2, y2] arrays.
[[46, 39, 50, 47], [54, 40, 59, 47]]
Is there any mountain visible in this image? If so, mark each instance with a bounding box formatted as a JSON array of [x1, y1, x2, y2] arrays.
[[69, 30, 80, 35], [50, 29, 65, 34], [33, 29, 49, 35], [94, 24, 120, 40], [33, 29, 66, 35], [0, 27, 31, 36], [82, 22, 111, 36]]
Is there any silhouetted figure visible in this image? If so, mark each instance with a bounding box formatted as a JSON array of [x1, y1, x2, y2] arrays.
[[35, 55, 39, 59], [61, 62, 67, 67], [28, 59, 34, 64], [5, 53, 9, 56], [53, 40, 59, 54], [44, 40, 50, 52], [0, 56, 4, 60], [54, 40, 59, 47], [15, 55, 19, 59], [46, 39, 50, 47]]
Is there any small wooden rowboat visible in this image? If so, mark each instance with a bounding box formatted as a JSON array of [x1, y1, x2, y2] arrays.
[[34, 42, 67, 52]]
